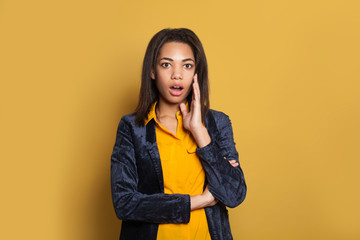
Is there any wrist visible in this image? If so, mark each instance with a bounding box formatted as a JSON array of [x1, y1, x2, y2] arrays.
[[191, 126, 211, 148], [190, 194, 204, 211], [190, 193, 212, 211], [189, 123, 204, 134]]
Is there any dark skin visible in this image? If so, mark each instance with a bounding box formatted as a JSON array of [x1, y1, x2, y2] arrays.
[[152, 42, 238, 210]]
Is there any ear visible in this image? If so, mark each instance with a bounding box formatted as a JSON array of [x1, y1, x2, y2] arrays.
[[150, 69, 155, 80]]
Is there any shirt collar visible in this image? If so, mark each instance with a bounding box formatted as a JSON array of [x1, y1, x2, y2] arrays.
[[145, 102, 157, 125], [145, 101, 189, 125]]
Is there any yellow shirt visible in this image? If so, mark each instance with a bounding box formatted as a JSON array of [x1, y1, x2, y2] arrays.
[[146, 103, 211, 240]]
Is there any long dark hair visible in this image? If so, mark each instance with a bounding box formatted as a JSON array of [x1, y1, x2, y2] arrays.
[[134, 28, 210, 126]]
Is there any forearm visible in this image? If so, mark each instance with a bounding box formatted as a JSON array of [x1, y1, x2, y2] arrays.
[[190, 186, 217, 211], [112, 118, 191, 224], [191, 125, 211, 148], [112, 187, 191, 223], [194, 112, 247, 208], [197, 140, 246, 208], [190, 195, 209, 210]]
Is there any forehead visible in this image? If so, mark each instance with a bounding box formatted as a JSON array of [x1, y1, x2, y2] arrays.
[[158, 42, 194, 59]]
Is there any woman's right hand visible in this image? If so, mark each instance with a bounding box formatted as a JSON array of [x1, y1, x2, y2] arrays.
[[201, 186, 218, 207], [190, 186, 218, 211]]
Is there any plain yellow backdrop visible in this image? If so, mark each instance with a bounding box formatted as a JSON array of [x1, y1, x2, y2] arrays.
[[1, 0, 359, 239]]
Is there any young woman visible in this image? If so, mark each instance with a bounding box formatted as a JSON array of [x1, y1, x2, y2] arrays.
[[111, 28, 246, 240]]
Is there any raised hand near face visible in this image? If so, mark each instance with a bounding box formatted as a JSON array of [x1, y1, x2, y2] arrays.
[[180, 74, 211, 148], [180, 74, 202, 132], [180, 75, 240, 168]]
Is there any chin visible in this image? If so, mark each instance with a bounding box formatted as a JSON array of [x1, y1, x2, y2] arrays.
[[163, 96, 187, 105]]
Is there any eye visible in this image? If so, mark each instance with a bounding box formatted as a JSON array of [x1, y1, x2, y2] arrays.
[[184, 63, 193, 69], [161, 62, 171, 68]]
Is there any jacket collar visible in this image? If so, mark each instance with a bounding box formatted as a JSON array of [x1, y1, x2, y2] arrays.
[[145, 118, 164, 190], [144, 102, 157, 126]]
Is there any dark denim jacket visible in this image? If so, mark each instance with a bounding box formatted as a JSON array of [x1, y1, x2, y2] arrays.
[[111, 109, 246, 240]]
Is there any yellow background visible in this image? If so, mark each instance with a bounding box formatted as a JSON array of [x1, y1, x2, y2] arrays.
[[1, 0, 359, 239]]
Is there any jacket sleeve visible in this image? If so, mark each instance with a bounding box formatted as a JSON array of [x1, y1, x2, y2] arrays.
[[196, 112, 247, 208], [111, 117, 191, 223]]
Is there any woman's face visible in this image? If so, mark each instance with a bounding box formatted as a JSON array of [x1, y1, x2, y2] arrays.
[[151, 41, 195, 106]]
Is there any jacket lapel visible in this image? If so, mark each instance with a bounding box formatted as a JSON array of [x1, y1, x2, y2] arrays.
[[145, 119, 164, 192], [144, 111, 218, 193]]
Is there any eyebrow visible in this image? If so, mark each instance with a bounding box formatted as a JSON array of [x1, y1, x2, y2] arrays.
[[159, 57, 195, 62]]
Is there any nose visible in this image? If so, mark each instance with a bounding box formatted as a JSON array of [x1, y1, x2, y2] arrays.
[[171, 66, 183, 80]]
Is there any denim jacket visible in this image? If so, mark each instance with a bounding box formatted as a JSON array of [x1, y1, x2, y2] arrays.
[[111, 109, 247, 240]]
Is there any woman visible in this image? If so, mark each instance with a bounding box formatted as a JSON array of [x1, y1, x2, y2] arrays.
[[111, 28, 246, 240]]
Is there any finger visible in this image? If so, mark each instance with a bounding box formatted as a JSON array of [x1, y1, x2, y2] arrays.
[[192, 78, 197, 102], [210, 199, 219, 207], [180, 103, 188, 117], [192, 74, 201, 117], [230, 162, 239, 167], [190, 98, 196, 114], [229, 161, 236, 167], [195, 74, 201, 99], [191, 74, 197, 101], [228, 160, 239, 167], [193, 74, 200, 102]]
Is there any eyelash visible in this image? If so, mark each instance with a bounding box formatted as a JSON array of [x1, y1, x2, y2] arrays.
[[160, 63, 193, 69], [161, 63, 171, 68]]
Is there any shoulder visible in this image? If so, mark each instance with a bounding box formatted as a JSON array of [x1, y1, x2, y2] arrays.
[[207, 109, 232, 125], [208, 109, 230, 121], [205, 109, 233, 134], [115, 113, 147, 142], [120, 113, 136, 124], [116, 113, 138, 132]]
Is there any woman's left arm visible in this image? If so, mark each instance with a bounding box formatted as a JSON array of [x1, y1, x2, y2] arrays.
[[181, 74, 246, 208], [196, 112, 246, 208]]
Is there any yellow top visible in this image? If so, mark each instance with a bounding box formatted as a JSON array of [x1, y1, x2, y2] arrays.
[[146, 102, 211, 240]]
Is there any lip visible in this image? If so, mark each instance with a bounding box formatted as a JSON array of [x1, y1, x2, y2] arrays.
[[169, 85, 184, 96]]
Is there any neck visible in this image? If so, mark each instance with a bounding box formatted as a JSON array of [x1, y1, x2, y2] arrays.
[[156, 98, 185, 119]]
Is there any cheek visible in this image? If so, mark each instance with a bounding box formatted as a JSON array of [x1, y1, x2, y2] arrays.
[[156, 69, 170, 82], [185, 74, 195, 87], [184, 82, 193, 97], [155, 78, 168, 93]]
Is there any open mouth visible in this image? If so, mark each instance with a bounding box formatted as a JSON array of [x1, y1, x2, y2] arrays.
[[170, 86, 183, 91], [169, 85, 184, 96]]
